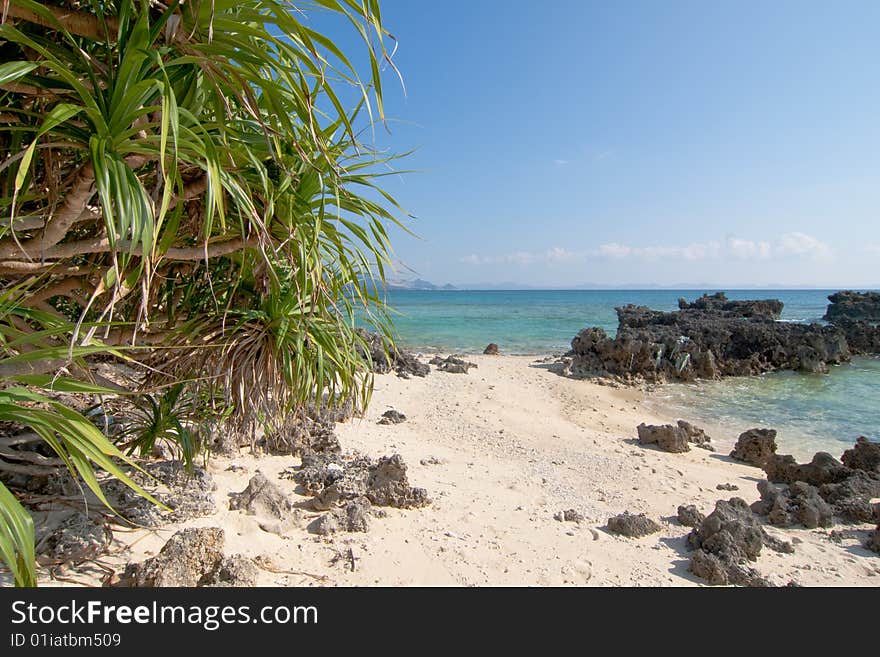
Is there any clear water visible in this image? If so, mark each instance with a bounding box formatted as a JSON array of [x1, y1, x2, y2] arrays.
[[380, 288, 878, 457]]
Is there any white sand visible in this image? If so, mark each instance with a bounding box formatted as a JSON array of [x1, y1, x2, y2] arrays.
[[44, 354, 880, 587]]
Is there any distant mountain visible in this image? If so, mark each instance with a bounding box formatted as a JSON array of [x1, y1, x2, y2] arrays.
[[383, 278, 457, 291]]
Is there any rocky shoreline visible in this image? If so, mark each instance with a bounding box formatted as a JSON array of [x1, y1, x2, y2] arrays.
[[560, 291, 880, 383]]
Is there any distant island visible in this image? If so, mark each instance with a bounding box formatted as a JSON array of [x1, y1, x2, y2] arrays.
[[384, 278, 457, 291]]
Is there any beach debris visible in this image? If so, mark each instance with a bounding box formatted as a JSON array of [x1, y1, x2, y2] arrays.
[[636, 423, 689, 453], [483, 343, 500, 355], [420, 456, 447, 466], [288, 452, 430, 509], [687, 498, 792, 587], [841, 436, 880, 473], [229, 471, 302, 534], [378, 409, 407, 425], [729, 428, 778, 467], [103, 459, 217, 526], [114, 527, 257, 587], [429, 355, 478, 374], [716, 483, 739, 491], [311, 497, 372, 535], [676, 504, 705, 528], [607, 511, 662, 537], [356, 328, 430, 378], [554, 509, 584, 523]]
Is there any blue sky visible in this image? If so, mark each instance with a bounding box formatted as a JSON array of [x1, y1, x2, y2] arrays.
[[319, 0, 880, 288]]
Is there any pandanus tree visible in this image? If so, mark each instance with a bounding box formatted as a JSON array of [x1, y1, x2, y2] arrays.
[[0, 0, 403, 585]]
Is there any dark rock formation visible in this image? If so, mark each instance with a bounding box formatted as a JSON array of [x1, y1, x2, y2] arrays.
[[763, 452, 850, 486], [751, 441, 880, 528], [607, 512, 662, 537], [564, 293, 855, 383], [429, 355, 477, 374], [378, 409, 406, 425], [288, 452, 430, 510], [716, 483, 739, 491], [678, 292, 783, 319], [841, 436, 880, 473], [824, 291, 880, 322], [356, 329, 430, 378], [483, 343, 499, 355], [677, 504, 705, 528], [677, 420, 713, 449], [730, 429, 777, 467], [114, 527, 257, 587], [868, 504, 880, 554], [751, 480, 834, 529], [687, 498, 792, 587], [636, 423, 689, 453], [834, 318, 880, 354]]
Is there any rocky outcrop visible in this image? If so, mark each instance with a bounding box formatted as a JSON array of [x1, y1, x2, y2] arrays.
[[429, 355, 477, 374], [677, 504, 705, 528], [607, 512, 662, 537], [678, 292, 783, 319], [677, 420, 713, 450], [834, 318, 880, 354], [563, 293, 855, 383], [483, 343, 499, 355], [729, 429, 777, 467], [841, 437, 880, 473], [823, 291, 880, 322], [687, 498, 792, 587], [751, 441, 880, 528], [288, 452, 430, 510], [867, 504, 880, 554], [378, 409, 406, 425], [763, 452, 850, 486], [636, 420, 712, 453], [356, 329, 430, 378], [636, 423, 690, 453], [114, 527, 257, 587], [751, 480, 834, 529]]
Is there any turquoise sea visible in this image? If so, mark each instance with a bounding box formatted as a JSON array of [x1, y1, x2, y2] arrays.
[[383, 289, 878, 458]]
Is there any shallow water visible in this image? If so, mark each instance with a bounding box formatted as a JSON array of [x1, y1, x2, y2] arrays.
[[381, 288, 878, 458]]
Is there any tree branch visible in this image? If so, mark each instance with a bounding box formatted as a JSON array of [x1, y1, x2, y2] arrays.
[[4, 2, 119, 41]]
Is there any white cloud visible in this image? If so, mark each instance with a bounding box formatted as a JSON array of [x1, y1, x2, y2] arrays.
[[727, 237, 772, 260], [553, 159, 569, 166], [776, 232, 832, 260], [595, 241, 720, 261], [595, 233, 832, 262], [865, 244, 880, 254], [459, 247, 579, 266]]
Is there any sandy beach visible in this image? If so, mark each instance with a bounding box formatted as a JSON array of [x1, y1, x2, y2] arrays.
[[48, 354, 878, 588]]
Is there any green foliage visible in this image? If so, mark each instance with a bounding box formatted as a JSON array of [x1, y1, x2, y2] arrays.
[[0, 1, 405, 585]]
